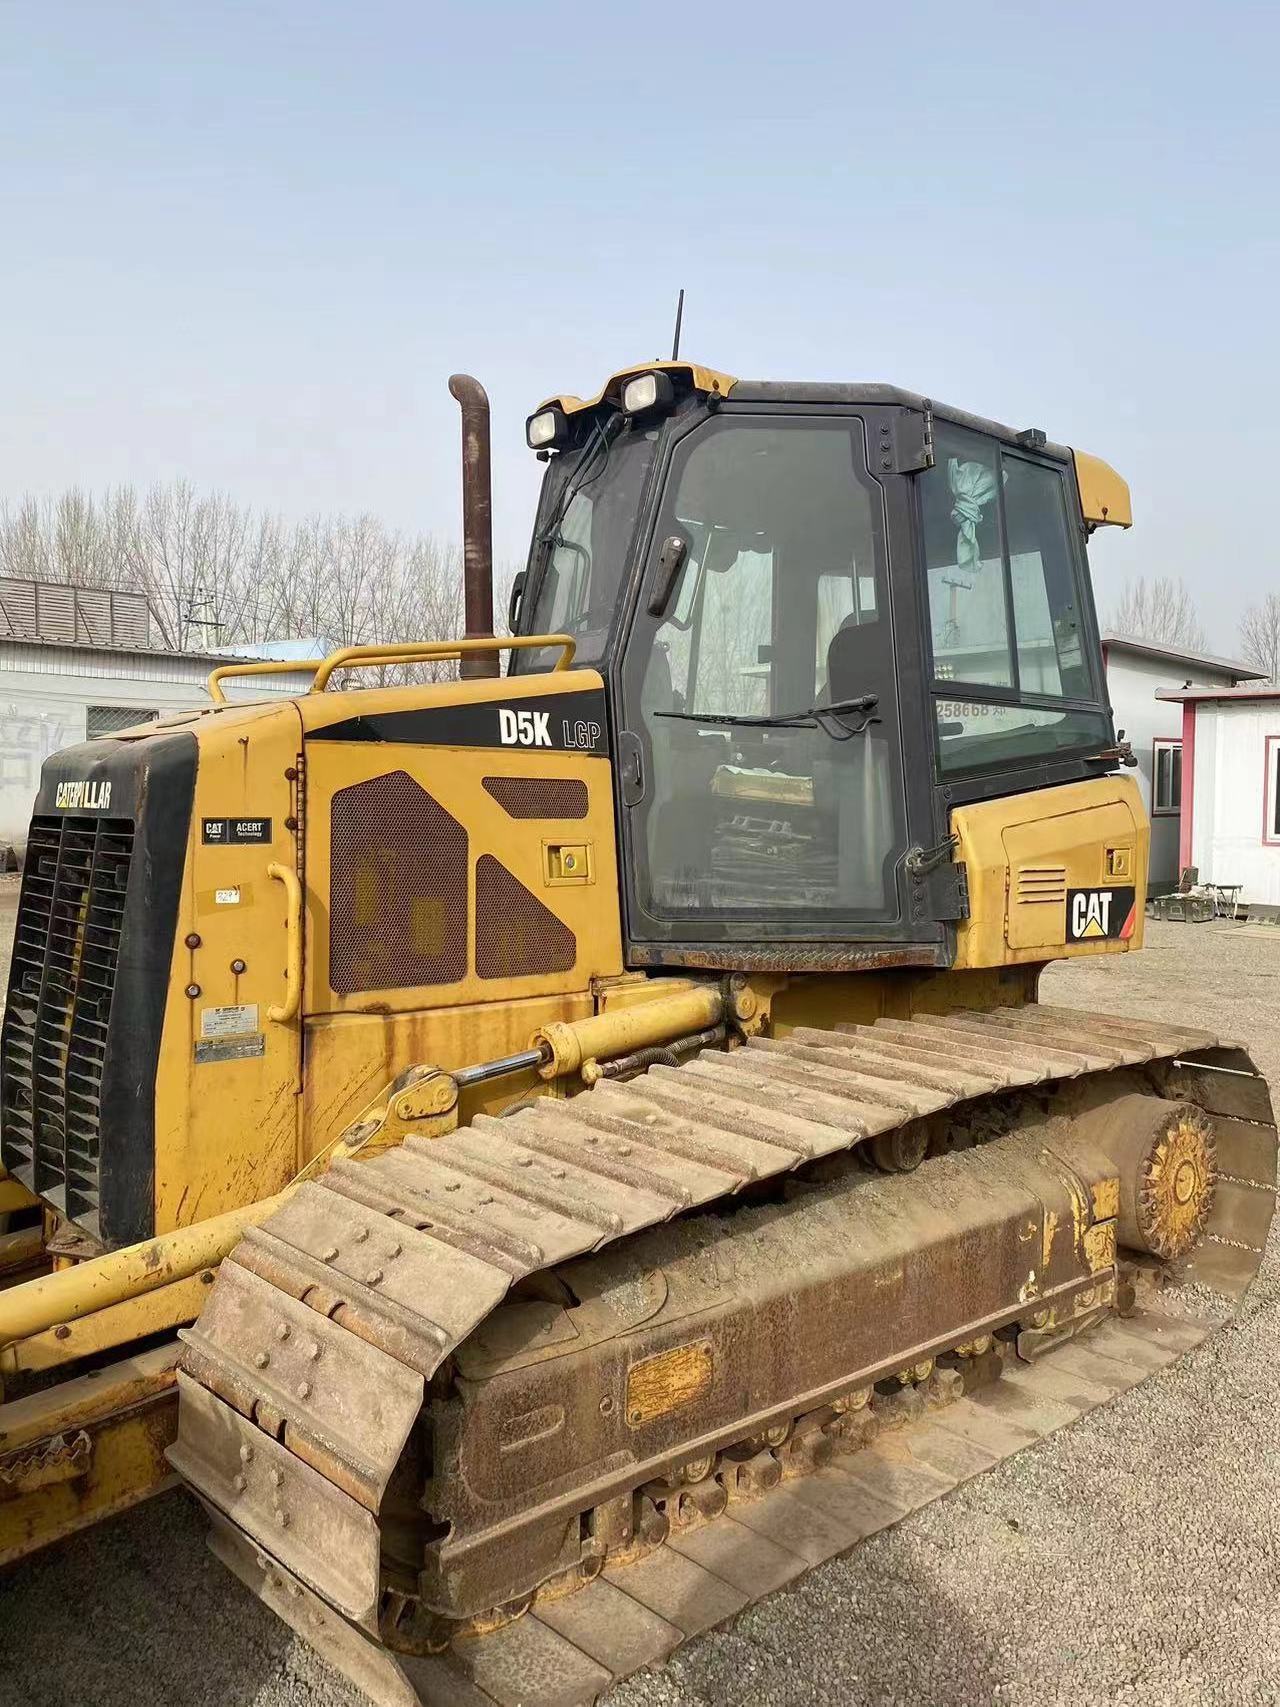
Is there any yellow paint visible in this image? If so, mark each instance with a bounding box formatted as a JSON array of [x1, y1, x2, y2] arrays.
[[1092, 1176, 1121, 1223], [0, 1192, 292, 1348], [0, 1346, 178, 1568], [0, 1175, 38, 1215], [1083, 1221, 1118, 1272], [1072, 450, 1132, 529], [538, 360, 737, 417], [0, 1273, 210, 1378], [534, 985, 724, 1079], [625, 1340, 714, 1427], [952, 775, 1148, 969], [1042, 1207, 1059, 1268]]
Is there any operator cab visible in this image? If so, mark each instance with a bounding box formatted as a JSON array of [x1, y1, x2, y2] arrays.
[[512, 362, 1130, 966]]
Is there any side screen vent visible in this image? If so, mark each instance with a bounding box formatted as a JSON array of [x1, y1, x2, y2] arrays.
[[330, 772, 468, 993], [475, 855, 576, 980], [1, 812, 134, 1233], [481, 777, 589, 820]]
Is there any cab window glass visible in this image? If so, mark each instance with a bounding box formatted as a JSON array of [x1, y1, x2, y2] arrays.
[[922, 435, 1011, 688], [627, 418, 905, 922], [922, 424, 1107, 775]]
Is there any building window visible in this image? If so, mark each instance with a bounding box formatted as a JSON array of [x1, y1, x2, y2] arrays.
[[1266, 736, 1280, 845], [1152, 738, 1182, 816], [87, 705, 158, 737]]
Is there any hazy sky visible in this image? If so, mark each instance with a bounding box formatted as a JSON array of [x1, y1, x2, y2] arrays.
[[2, 2, 1276, 646]]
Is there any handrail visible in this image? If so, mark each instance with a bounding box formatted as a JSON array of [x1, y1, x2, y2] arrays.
[[205, 634, 577, 703], [310, 634, 576, 690], [206, 658, 326, 704], [265, 862, 303, 1023]]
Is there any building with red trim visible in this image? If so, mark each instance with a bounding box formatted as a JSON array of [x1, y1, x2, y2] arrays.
[[1102, 634, 1263, 892], [1156, 685, 1280, 910]]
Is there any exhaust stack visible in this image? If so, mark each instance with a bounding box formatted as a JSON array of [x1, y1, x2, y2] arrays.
[[448, 373, 499, 679]]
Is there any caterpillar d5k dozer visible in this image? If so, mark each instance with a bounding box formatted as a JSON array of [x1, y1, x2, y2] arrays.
[[1, 365, 1274, 1707]]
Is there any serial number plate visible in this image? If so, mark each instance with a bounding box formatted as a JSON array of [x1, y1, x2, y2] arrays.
[[201, 1003, 260, 1038]]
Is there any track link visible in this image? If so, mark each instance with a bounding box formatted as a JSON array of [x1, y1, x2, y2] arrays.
[[168, 1005, 1277, 1707]]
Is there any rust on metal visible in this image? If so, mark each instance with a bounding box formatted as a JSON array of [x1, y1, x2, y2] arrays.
[[169, 1006, 1278, 1697], [627, 942, 948, 973], [448, 373, 499, 679]]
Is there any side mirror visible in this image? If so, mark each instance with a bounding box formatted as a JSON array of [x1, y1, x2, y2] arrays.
[[507, 570, 527, 632], [646, 536, 688, 618]]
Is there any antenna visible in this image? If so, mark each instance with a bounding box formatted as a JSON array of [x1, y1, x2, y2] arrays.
[[671, 288, 685, 360]]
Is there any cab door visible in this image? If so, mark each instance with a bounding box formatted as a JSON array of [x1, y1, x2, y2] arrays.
[[613, 408, 944, 959]]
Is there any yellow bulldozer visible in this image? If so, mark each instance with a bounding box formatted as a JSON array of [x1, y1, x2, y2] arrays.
[[1, 363, 1274, 1707]]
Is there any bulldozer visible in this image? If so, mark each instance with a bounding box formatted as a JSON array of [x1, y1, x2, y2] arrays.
[[1, 362, 1274, 1707]]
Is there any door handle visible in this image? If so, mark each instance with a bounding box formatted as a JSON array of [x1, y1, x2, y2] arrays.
[[266, 861, 303, 1023]]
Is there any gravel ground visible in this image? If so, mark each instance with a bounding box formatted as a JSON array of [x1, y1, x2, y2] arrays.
[[2, 918, 1278, 1707]]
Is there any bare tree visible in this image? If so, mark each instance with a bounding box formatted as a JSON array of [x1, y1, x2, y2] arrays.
[[1239, 594, 1280, 685], [1106, 576, 1208, 651], [0, 480, 483, 667]]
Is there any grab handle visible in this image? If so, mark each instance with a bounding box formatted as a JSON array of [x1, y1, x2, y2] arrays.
[[265, 862, 303, 1023]]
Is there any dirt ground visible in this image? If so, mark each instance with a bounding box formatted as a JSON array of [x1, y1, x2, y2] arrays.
[[1, 917, 1279, 1707]]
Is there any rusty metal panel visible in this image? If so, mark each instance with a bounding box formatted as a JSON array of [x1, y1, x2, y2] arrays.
[[904, 1012, 1107, 1072], [858, 1020, 1043, 1087], [638, 1061, 853, 1158], [378, 1145, 603, 1268], [784, 1027, 1004, 1098], [592, 1076, 811, 1175], [499, 1102, 740, 1208], [179, 1259, 423, 1508], [967, 1008, 1150, 1065], [440, 1126, 682, 1237], [169, 1374, 383, 1630], [249, 1184, 511, 1342], [1032, 1005, 1218, 1054]]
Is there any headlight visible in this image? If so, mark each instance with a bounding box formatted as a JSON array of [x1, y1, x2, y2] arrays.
[[621, 370, 675, 415], [526, 406, 569, 450]]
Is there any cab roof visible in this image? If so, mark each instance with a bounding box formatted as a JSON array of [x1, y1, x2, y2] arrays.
[[536, 360, 1130, 529]]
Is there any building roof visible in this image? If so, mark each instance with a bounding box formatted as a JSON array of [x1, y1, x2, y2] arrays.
[[0, 577, 156, 648], [1157, 684, 1280, 703], [1102, 631, 1265, 681], [0, 631, 317, 669]]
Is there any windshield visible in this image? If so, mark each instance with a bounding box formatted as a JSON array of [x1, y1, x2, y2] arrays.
[[515, 420, 659, 672]]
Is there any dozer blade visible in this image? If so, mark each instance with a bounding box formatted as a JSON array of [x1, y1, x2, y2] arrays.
[[168, 1008, 1276, 1707]]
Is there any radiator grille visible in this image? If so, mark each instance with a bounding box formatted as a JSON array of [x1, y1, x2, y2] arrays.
[[1014, 865, 1069, 905], [481, 777, 589, 820], [1, 813, 134, 1231], [330, 772, 468, 993], [475, 854, 576, 980]]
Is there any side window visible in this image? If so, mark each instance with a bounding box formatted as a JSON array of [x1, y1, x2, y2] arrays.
[[1152, 738, 1182, 816], [921, 425, 1110, 776], [1265, 737, 1280, 845], [922, 437, 1011, 688]]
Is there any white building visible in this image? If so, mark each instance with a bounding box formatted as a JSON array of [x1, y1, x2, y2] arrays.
[[1101, 633, 1264, 892], [0, 579, 314, 857], [1157, 686, 1280, 913]]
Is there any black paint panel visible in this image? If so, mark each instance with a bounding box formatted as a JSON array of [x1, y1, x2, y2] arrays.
[[307, 689, 609, 755]]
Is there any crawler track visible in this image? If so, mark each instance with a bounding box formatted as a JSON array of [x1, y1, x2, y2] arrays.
[[170, 1006, 1277, 1707]]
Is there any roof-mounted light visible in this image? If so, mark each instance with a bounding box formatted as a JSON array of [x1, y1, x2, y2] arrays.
[[621, 370, 675, 416], [526, 405, 569, 451]]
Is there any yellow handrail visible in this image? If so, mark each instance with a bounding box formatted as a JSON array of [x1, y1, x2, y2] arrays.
[[265, 862, 303, 1023], [310, 634, 576, 690], [206, 658, 326, 704], [205, 634, 577, 703]]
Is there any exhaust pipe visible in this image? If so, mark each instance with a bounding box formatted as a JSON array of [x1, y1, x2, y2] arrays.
[[448, 373, 499, 679]]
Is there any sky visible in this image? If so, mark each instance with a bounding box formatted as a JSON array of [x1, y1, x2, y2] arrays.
[[1, 1, 1277, 647]]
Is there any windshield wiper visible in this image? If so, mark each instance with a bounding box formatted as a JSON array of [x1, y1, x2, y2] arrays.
[[655, 693, 880, 741]]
